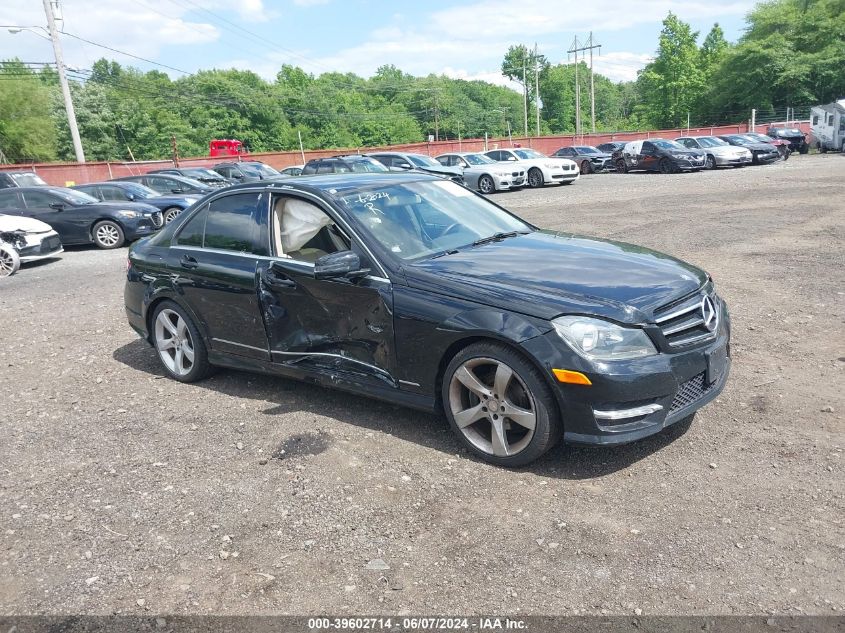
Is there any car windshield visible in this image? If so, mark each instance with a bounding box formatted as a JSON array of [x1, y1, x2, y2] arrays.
[[574, 146, 600, 154], [462, 153, 496, 165], [343, 158, 389, 173], [184, 168, 224, 180], [239, 163, 280, 177], [743, 134, 770, 142], [696, 137, 729, 148], [53, 189, 98, 205], [11, 173, 48, 187], [335, 180, 532, 261], [652, 139, 685, 150], [724, 135, 750, 145], [514, 149, 545, 159], [407, 155, 441, 168]]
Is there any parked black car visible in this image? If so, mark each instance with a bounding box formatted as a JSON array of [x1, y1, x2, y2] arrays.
[[301, 155, 390, 175], [125, 173, 730, 467], [0, 171, 48, 189], [73, 181, 201, 225], [149, 167, 231, 188], [552, 146, 614, 173], [369, 151, 464, 183], [765, 127, 809, 154], [717, 135, 781, 164], [0, 187, 161, 249], [113, 173, 214, 196], [596, 141, 626, 154], [614, 139, 706, 173], [213, 161, 282, 183]]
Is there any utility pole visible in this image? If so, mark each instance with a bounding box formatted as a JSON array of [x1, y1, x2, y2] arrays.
[[170, 136, 179, 167], [522, 55, 528, 137], [434, 91, 440, 142], [569, 34, 601, 137], [43, 0, 85, 163], [534, 42, 540, 137]]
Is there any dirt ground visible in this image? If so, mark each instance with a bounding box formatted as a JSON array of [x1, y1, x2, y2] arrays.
[[1, 153, 843, 617]]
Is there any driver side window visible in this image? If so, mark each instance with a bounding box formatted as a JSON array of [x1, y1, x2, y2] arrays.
[[271, 196, 350, 263]]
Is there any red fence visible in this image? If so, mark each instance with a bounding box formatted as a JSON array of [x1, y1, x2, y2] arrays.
[[0, 121, 810, 187]]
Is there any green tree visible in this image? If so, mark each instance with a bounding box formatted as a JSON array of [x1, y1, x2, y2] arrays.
[[0, 60, 58, 162]]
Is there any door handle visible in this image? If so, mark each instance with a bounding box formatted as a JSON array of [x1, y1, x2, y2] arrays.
[[263, 269, 296, 289], [180, 255, 199, 269]]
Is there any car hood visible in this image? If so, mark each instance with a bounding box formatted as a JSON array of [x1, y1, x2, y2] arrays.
[[0, 213, 52, 233], [92, 201, 161, 213], [667, 149, 705, 158], [151, 194, 196, 205], [710, 145, 750, 155], [735, 141, 777, 151], [405, 231, 708, 323], [417, 165, 462, 177]]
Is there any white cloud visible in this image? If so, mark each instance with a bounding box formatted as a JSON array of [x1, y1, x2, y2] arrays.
[[0, 0, 219, 73], [293, 0, 331, 5], [235, 0, 269, 22], [590, 52, 654, 82]]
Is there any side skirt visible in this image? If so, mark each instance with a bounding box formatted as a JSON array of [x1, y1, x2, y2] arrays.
[[207, 350, 438, 414]]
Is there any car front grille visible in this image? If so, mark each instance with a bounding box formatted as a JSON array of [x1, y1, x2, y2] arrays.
[[669, 372, 714, 414], [654, 290, 719, 348], [151, 212, 164, 228]]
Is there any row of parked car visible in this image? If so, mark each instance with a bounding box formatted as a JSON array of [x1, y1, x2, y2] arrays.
[[0, 127, 804, 277]]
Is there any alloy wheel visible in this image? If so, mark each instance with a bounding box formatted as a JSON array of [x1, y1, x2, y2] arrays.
[[95, 223, 121, 247], [0, 244, 20, 277], [154, 308, 195, 377], [448, 357, 537, 458], [164, 208, 181, 224], [705, 155, 716, 170], [478, 175, 495, 194], [528, 168, 543, 188]]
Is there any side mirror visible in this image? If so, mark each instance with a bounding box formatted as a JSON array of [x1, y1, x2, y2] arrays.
[[314, 250, 369, 280], [126, 193, 136, 201], [232, 174, 245, 180], [49, 203, 64, 211], [171, 188, 184, 194], [507, 156, 517, 161], [398, 162, 412, 170]]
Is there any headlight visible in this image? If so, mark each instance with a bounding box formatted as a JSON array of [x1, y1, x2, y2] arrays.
[[544, 162, 559, 169], [116, 210, 139, 218], [496, 171, 510, 177], [552, 316, 657, 361]]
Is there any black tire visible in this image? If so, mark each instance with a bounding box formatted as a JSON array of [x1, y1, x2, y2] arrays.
[[615, 159, 628, 173], [819, 143, 827, 154], [659, 158, 674, 174], [0, 242, 20, 277], [705, 155, 716, 170], [150, 300, 213, 383], [92, 220, 125, 249], [478, 174, 495, 194], [799, 145, 808, 154], [580, 160, 594, 175], [442, 341, 561, 467], [163, 207, 182, 224], [527, 167, 544, 188]]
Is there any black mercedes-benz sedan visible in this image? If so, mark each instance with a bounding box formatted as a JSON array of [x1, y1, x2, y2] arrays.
[[125, 174, 730, 467]]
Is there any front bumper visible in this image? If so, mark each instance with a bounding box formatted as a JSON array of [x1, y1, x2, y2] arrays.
[[520, 301, 731, 446], [714, 153, 753, 166], [15, 232, 63, 262], [493, 173, 526, 190], [124, 214, 162, 240], [675, 157, 706, 170]]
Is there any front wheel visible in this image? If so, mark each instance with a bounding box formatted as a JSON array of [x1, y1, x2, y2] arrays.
[[442, 342, 560, 467], [478, 174, 495, 194], [615, 159, 628, 173], [580, 160, 593, 175], [92, 220, 125, 249], [151, 301, 212, 383], [0, 243, 20, 277], [799, 145, 808, 155], [163, 207, 182, 224], [659, 158, 674, 174], [705, 155, 716, 170], [527, 168, 544, 188]]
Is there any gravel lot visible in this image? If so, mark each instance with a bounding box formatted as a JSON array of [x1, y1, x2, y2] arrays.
[[1, 154, 843, 617]]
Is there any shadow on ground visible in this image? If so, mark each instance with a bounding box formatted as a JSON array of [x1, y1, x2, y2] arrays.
[[114, 338, 692, 481]]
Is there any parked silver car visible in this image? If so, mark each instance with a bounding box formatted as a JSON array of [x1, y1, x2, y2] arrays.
[[675, 136, 753, 169], [485, 148, 579, 187], [435, 152, 526, 193]]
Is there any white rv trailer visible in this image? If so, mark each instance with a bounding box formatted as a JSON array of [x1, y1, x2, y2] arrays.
[[810, 99, 845, 152]]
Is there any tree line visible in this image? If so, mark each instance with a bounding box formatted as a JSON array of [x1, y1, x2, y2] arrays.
[[0, 0, 841, 164]]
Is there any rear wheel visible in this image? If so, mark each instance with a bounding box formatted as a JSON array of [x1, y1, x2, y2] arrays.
[[151, 301, 212, 383], [92, 220, 125, 249], [478, 174, 495, 194], [527, 168, 544, 188], [705, 155, 716, 170], [442, 342, 560, 467], [799, 145, 808, 154], [0, 243, 20, 277], [580, 160, 593, 175]]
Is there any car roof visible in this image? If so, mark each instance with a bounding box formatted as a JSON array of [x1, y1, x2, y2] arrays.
[[223, 172, 439, 194], [1, 186, 71, 194]]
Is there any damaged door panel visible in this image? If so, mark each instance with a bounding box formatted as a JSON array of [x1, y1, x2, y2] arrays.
[[257, 258, 395, 385]]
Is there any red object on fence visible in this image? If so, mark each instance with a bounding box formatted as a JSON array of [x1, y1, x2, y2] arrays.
[[209, 139, 246, 157]]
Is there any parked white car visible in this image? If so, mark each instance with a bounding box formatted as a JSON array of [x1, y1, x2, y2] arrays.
[[0, 214, 63, 276], [485, 148, 580, 188], [675, 136, 753, 169], [435, 152, 526, 193]]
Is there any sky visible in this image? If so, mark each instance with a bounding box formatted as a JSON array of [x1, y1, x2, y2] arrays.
[[0, 0, 759, 90]]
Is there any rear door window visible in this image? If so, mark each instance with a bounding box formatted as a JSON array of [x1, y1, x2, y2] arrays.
[[22, 190, 59, 209], [203, 193, 266, 254], [0, 191, 22, 209]]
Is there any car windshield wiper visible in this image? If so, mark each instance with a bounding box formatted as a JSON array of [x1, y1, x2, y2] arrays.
[[471, 231, 522, 247]]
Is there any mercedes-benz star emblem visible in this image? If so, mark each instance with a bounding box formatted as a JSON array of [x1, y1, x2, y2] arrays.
[[701, 296, 717, 332]]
